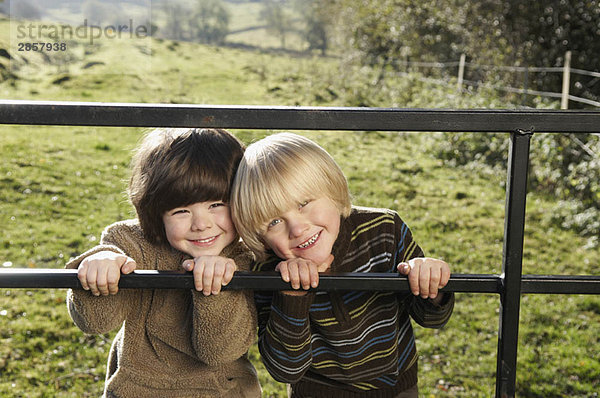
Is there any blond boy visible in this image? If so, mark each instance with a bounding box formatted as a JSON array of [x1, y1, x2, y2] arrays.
[[231, 133, 454, 398]]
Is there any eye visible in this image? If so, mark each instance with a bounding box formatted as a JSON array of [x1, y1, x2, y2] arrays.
[[170, 208, 188, 215], [299, 200, 311, 209], [267, 218, 282, 228], [209, 202, 226, 209]]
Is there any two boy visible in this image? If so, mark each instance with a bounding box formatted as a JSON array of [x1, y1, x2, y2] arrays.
[[67, 129, 452, 397]]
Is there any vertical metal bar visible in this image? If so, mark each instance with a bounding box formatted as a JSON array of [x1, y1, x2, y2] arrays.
[[495, 130, 532, 397]]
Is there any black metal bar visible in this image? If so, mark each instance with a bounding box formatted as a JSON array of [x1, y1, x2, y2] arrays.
[[495, 130, 532, 398], [0, 269, 500, 292], [520, 274, 600, 294], [0, 100, 600, 132], [1, 269, 598, 294]]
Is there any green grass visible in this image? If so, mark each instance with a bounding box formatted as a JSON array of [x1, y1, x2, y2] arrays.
[[0, 17, 598, 397]]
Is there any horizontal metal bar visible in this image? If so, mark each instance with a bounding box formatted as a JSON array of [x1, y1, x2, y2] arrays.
[[520, 274, 600, 294], [0, 269, 598, 294], [0, 269, 498, 292], [0, 100, 599, 132]]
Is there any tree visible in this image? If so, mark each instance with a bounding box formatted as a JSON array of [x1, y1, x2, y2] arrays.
[[161, 0, 229, 45], [327, 0, 600, 105], [496, 1, 600, 105], [162, 3, 188, 41], [190, 0, 230, 45], [261, 0, 293, 49], [293, 0, 331, 55]]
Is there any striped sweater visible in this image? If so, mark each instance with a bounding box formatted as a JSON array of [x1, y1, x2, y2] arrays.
[[253, 206, 454, 397]]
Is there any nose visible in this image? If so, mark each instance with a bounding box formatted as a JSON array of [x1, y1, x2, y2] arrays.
[[191, 212, 212, 231], [287, 213, 309, 238]]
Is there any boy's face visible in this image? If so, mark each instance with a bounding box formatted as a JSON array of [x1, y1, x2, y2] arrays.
[[163, 201, 236, 257], [262, 197, 341, 265]]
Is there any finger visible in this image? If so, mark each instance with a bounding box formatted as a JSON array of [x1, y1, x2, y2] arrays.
[[440, 264, 451, 288], [182, 259, 195, 272], [397, 262, 410, 275], [77, 264, 90, 291], [193, 261, 205, 292], [211, 261, 226, 295], [121, 257, 137, 274], [222, 260, 236, 286], [95, 269, 109, 296], [276, 262, 291, 283], [310, 261, 320, 288], [87, 267, 99, 296], [408, 260, 421, 296], [429, 266, 441, 299], [287, 263, 300, 290], [107, 265, 121, 295], [419, 264, 431, 299], [298, 261, 312, 290], [203, 261, 216, 296]]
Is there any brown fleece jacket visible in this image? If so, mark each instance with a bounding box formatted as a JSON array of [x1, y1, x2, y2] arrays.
[[66, 219, 260, 398]]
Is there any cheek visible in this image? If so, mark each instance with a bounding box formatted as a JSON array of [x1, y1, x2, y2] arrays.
[[263, 235, 287, 257], [217, 213, 236, 234], [162, 217, 184, 243], [163, 223, 178, 245]]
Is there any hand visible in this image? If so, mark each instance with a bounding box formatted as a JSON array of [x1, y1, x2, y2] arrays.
[[397, 257, 450, 300], [77, 251, 137, 296], [276, 254, 334, 295], [182, 256, 236, 296]]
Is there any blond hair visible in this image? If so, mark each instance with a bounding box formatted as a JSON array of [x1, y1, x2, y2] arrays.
[[231, 133, 351, 259]]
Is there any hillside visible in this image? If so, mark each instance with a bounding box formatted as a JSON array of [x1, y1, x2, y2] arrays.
[[0, 16, 598, 398]]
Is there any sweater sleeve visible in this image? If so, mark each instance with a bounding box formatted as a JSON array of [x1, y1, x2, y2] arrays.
[[65, 222, 141, 334], [392, 211, 455, 329], [408, 291, 455, 328], [253, 257, 316, 383], [191, 242, 258, 366]]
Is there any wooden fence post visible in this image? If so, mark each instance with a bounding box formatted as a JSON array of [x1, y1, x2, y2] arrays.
[[457, 53, 466, 90], [561, 51, 571, 109]]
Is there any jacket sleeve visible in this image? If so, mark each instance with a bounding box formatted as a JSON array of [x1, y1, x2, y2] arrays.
[[65, 223, 141, 334], [191, 243, 258, 366], [392, 211, 455, 329], [253, 258, 315, 383]]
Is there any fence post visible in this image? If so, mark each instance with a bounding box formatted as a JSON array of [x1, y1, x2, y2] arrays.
[[457, 53, 466, 90], [495, 129, 532, 398], [522, 66, 529, 106], [561, 51, 571, 109]]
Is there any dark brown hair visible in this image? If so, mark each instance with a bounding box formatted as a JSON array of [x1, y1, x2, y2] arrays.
[[129, 128, 244, 245]]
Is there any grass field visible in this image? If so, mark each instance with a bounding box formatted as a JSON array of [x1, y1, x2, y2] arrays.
[[0, 12, 599, 398]]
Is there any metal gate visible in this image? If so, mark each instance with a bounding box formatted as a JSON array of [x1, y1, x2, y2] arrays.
[[1, 100, 599, 397]]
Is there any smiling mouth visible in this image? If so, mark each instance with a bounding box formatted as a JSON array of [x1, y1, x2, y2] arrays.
[[191, 235, 218, 245], [297, 231, 321, 249]]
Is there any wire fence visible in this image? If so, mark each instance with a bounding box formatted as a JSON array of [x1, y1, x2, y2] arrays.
[[397, 51, 600, 108]]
